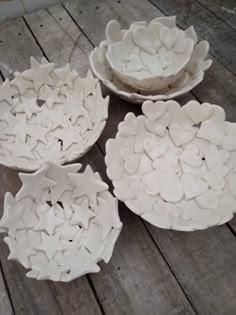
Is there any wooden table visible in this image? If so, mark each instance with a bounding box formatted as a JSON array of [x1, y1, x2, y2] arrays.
[[0, 1, 236, 314]]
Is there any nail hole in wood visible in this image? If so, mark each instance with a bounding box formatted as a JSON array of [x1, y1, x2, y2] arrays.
[[40, 24, 43, 27], [79, 11, 82, 14], [0, 40, 3, 43], [117, 0, 121, 3], [117, 266, 120, 270], [59, 17, 62, 21], [18, 33, 22, 36], [95, 6, 99, 9]]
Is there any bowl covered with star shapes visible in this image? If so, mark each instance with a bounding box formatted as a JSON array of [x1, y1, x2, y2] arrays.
[[0, 57, 109, 171], [0, 162, 122, 282]]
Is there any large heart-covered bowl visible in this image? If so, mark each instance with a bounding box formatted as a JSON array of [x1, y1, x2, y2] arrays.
[[105, 100, 236, 231]]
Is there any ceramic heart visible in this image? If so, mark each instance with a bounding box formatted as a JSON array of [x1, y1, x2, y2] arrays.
[[184, 100, 213, 124], [133, 23, 162, 55], [181, 173, 208, 199], [144, 138, 168, 160], [142, 100, 168, 121], [127, 55, 144, 72], [204, 144, 230, 170], [118, 113, 137, 137], [120, 148, 140, 174], [169, 123, 196, 146], [195, 189, 222, 209], [160, 27, 178, 50], [105, 20, 122, 43], [202, 164, 228, 190], [197, 120, 225, 145], [137, 154, 153, 174], [179, 145, 202, 168]]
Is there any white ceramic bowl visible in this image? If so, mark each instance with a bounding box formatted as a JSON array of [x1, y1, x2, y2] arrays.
[[0, 57, 109, 171], [105, 100, 236, 231], [0, 162, 122, 282], [90, 16, 212, 103], [106, 24, 194, 91]]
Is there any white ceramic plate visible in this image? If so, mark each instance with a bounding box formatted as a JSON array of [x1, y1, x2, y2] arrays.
[[0, 57, 109, 171], [105, 100, 236, 231], [0, 162, 122, 282], [90, 16, 212, 104]]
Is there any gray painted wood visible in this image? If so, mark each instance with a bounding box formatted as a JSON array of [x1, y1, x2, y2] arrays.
[[196, 0, 236, 30], [145, 224, 236, 315], [148, 0, 236, 74]]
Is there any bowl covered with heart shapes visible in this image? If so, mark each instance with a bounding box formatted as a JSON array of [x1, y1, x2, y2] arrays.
[[90, 16, 212, 103], [0, 162, 122, 282], [105, 100, 236, 231], [0, 57, 109, 171]]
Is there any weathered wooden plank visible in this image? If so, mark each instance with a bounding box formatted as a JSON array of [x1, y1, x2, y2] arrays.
[[145, 223, 236, 314], [0, 19, 43, 78], [0, 17, 103, 315], [196, 0, 236, 31], [64, 0, 236, 313], [24, 6, 92, 76], [24, 6, 197, 314], [0, 270, 13, 315], [148, 0, 236, 74]]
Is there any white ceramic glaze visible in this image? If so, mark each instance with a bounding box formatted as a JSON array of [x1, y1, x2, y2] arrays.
[[0, 57, 109, 171], [105, 100, 236, 231], [90, 16, 212, 103], [0, 162, 122, 282]]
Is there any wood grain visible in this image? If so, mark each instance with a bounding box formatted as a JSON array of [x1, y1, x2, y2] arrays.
[[145, 223, 236, 314], [195, 0, 236, 30], [148, 0, 236, 74]]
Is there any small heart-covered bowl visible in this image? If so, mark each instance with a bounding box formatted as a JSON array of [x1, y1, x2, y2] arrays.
[[106, 22, 194, 91], [90, 16, 212, 103], [0, 162, 122, 282]]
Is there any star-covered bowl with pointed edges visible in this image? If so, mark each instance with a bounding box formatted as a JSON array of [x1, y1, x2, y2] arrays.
[[90, 16, 212, 103], [105, 99, 236, 231], [0, 57, 109, 171], [0, 162, 122, 282]]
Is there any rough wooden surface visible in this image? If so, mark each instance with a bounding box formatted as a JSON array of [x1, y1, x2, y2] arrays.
[[149, 0, 236, 74], [0, 1, 235, 314], [196, 0, 236, 30]]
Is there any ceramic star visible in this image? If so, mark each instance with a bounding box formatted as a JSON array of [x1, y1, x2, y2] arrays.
[[3, 139, 36, 160], [3, 114, 29, 143], [58, 247, 100, 281], [57, 221, 80, 241], [45, 162, 82, 204], [22, 57, 55, 92], [16, 166, 57, 203], [54, 125, 83, 151], [80, 70, 98, 96], [54, 63, 78, 88], [0, 192, 27, 238], [0, 79, 18, 105], [70, 200, 95, 228], [11, 71, 33, 95], [69, 165, 109, 206], [37, 141, 63, 162], [63, 92, 87, 124], [39, 109, 70, 129], [39, 85, 62, 109], [60, 229, 82, 252], [27, 124, 50, 145], [4, 236, 36, 268], [38, 259, 68, 281], [34, 205, 65, 235], [14, 97, 42, 120], [35, 232, 62, 260], [93, 197, 122, 239]]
